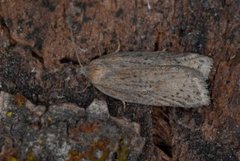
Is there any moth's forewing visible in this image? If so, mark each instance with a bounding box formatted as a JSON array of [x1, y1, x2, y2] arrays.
[[85, 52, 212, 108], [97, 52, 213, 79]]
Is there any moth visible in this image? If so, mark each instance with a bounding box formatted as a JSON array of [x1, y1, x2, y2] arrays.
[[80, 51, 213, 108]]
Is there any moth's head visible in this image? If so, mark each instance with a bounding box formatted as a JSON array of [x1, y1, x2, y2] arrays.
[[82, 61, 108, 85]]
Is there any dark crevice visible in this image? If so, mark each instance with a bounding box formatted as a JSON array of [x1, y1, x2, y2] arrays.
[[42, 0, 56, 12], [154, 32, 160, 51], [91, 54, 102, 60], [0, 16, 8, 28], [31, 51, 44, 64], [88, 50, 107, 62], [154, 42, 159, 51], [155, 142, 172, 157], [59, 57, 79, 65], [0, 17, 17, 47], [0, 16, 5, 26]]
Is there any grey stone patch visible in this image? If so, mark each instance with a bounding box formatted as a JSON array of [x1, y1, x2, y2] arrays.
[[86, 99, 110, 120], [25, 100, 46, 116], [0, 91, 17, 119], [110, 117, 141, 134], [43, 103, 86, 124], [0, 91, 146, 161]]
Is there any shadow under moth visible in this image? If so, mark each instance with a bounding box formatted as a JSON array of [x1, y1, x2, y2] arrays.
[[80, 51, 213, 108]]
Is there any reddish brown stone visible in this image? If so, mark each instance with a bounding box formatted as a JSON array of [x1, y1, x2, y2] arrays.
[[1, 0, 240, 161], [69, 122, 101, 134]]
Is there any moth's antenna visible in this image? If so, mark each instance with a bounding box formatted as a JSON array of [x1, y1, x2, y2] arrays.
[[69, 28, 83, 68], [64, 3, 91, 96], [98, 32, 121, 55], [67, 20, 90, 77], [75, 47, 83, 68]]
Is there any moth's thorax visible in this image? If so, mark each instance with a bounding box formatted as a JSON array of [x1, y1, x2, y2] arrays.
[[85, 63, 108, 84]]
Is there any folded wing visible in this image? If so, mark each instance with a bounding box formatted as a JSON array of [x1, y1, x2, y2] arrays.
[[85, 52, 212, 108]]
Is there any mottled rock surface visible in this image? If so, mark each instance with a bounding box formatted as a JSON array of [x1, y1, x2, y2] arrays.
[[0, 0, 240, 161], [0, 91, 145, 161]]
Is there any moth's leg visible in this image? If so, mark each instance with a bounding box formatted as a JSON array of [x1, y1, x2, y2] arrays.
[[75, 52, 83, 67], [161, 48, 167, 52], [73, 43, 88, 68], [113, 39, 121, 54], [76, 81, 91, 94], [121, 100, 126, 112]]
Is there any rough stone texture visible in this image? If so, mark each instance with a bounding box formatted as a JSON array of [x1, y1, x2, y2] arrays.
[[86, 99, 110, 120], [0, 91, 145, 161], [0, 0, 240, 161]]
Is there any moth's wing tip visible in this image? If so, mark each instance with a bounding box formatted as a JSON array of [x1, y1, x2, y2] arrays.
[[197, 93, 211, 107], [202, 56, 214, 79], [194, 54, 214, 79], [190, 97, 211, 108], [188, 79, 211, 108], [196, 55, 213, 106], [183, 96, 210, 108]]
